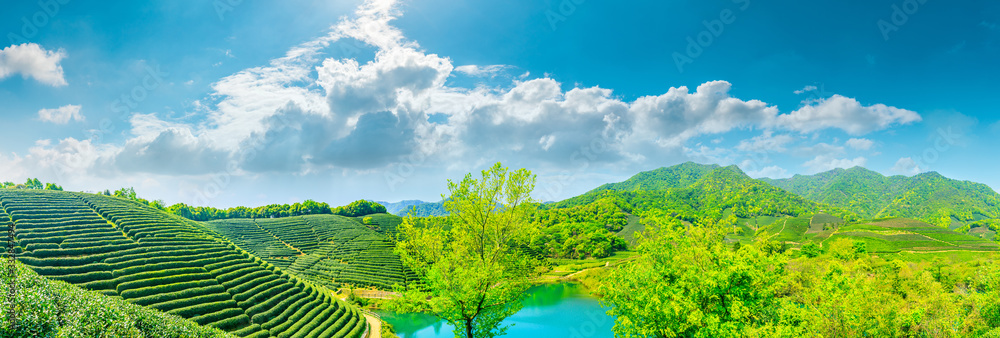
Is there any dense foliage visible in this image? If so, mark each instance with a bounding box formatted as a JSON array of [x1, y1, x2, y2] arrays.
[[529, 198, 630, 258], [394, 163, 543, 338], [394, 200, 447, 217], [1, 189, 369, 338], [764, 167, 1000, 227], [601, 214, 1000, 337], [1, 261, 233, 337], [332, 200, 387, 217]]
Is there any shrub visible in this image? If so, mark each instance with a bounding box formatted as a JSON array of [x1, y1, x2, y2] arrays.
[[50, 271, 113, 284], [132, 285, 226, 307], [233, 278, 284, 303], [120, 280, 219, 299], [190, 308, 244, 326], [150, 293, 233, 313], [117, 273, 214, 293], [167, 300, 239, 318]]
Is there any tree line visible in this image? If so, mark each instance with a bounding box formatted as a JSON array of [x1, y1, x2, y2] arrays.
[[1, 178, 62, 191]]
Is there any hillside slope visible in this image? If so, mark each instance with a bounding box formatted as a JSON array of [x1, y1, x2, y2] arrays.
[[550, 164, 837, 223], [2, 260, 233, 337], [203, 214, 414, 290], [1, 189, 368, 338], [763, 167, 1000, 226]]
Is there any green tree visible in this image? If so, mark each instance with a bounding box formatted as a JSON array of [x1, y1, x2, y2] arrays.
[[599, 216, 798, 337], [393, 162, 540, 338]]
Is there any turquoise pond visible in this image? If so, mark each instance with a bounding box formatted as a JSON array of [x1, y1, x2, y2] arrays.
[[375, 283, 615, 338]]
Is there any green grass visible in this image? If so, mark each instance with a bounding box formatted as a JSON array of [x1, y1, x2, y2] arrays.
[[1, 261, 234, 337], [1, 189, 368, 338]]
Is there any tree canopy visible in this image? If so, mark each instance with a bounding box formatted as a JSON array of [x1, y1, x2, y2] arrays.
[[393, 162, 542, 338]]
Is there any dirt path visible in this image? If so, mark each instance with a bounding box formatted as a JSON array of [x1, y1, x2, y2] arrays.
[[768, 219, 788, 241], [365, 314, 381, 338]]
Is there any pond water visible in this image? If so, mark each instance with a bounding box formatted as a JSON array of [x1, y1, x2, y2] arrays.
[[376, 283, 615, 338]]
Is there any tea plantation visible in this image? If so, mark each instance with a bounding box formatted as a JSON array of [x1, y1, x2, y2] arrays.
[[1, 189, 368, 338], [204, 214, 414, 290], [1, 260, 234, 337]]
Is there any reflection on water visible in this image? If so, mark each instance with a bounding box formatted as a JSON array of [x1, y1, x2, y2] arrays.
[[376, 283, 615, 338]]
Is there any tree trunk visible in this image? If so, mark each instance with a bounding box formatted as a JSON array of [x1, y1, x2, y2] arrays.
[[465, 319, 474, 338]]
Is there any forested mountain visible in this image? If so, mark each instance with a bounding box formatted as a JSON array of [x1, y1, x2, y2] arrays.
[[375, 200, 427, 215], [393, 200, 447, 217], [762, 167, 1000, 227], [550, 163, 843, 225]]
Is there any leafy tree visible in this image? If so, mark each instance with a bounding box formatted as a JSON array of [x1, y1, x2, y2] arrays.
[[1, 182, 14, 188], [801, 243, 822, 258], [333, 200, 387, 217], [44, 183, 63, 191], [393, 163, 541, 338], [599, 216, 798, 337]]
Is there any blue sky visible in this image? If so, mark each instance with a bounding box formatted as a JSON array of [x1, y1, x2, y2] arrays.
[[0, 0, 998, 207]]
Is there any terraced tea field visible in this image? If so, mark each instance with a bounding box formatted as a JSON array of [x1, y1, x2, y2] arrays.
[[204, 214, 414, 290], [759, 213, 1000, 254], [2, 189, 368, 338]]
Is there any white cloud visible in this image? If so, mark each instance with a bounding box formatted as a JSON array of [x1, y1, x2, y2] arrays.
[[745, 165, 789, 179], [803, 155, 867, 173], [793, 85, 817, 95], [845, 138, 874, 150], [736, 131, 795, 153], [0, 43, 68, 87], [628, 81, 780, 148], [454, 65, 510, 77], [774, 95, 921, 135], [891, 157, 922, 175], [37, 105, 84, 124], [0, 0, 932, 205]]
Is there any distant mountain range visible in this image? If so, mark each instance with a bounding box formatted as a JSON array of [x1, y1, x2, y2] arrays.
[[550, 163, 831, 223], [375, 200, 447, 217], [375, 200, 428, 215], [380, 162, 1000, 229], [762, 167, 1000, 227]]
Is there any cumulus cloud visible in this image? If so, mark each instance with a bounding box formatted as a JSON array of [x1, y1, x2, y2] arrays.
[[774, 95, 921, 134], [38, 105, 84, 124], [845, 138, 874, 150], [0, 43, 68, 87], [736, 131, 795, 153], [803, 155, 867, 173], [3, 0, 929, 194], [891, 157, 922, 175]]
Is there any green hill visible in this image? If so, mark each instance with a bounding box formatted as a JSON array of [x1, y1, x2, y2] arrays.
[[2, 260, 233, 337], [551, 164, 837, 222], [375, 200, 427, 215], [588, 162, 721, 192], [394, 201, 447, 217], [203, 214, 414, 290], [1, 189, 369, 338], [762, 167, 1000, 227]]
